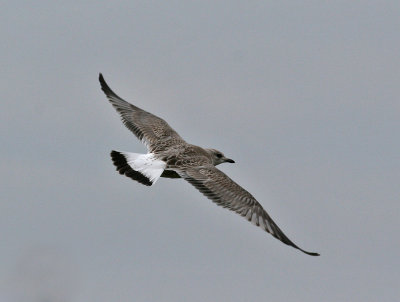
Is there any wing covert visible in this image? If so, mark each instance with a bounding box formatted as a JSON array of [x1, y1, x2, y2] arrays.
[[99, 73, 185, 151], [179, 166, 319, 256]]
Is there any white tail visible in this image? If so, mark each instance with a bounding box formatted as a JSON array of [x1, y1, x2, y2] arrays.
[[118, 152, 166, 184]]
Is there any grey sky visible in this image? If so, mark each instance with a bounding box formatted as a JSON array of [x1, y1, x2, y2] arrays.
[[1, 1, 399, 301]]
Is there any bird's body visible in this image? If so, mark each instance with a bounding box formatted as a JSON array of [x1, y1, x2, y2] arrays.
[[99, 73, 319, 256]]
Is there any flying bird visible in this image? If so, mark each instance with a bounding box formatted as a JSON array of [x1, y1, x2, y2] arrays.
[[99, 73, 319, 256]]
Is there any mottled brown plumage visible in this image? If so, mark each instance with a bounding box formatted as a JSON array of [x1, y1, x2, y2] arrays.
[[100, 73, 319, 256]]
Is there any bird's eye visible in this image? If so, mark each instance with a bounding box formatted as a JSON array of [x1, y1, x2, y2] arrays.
[[216, 153, 223, 158]]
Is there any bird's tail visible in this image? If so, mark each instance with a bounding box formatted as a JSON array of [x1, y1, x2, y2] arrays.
[[110, 150, 166, 186]]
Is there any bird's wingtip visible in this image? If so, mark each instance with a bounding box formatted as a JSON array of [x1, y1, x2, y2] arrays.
[[98, 73, 112, 95], [302, 250, 320, 256], [99, 73, 105, 84]]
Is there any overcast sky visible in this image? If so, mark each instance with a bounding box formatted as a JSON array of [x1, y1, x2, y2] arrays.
[[1, 1, 399, 301]]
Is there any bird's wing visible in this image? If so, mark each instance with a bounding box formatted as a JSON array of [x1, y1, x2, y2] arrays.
[[178, 165, 319, 256], [99, 74, 186, 151]]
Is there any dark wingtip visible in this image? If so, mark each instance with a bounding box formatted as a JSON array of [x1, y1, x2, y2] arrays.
[[99, 73, 105, 86], [303, 251, 320, 256], [286, 240, 320, 256], [295, 244, 320, 256], [98, 73, 109, 91], [278, 230, 320, 256], [98, 73, 121, 100]]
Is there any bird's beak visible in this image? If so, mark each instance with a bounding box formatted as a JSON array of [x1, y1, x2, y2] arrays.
[[225, 158, 235, 163]]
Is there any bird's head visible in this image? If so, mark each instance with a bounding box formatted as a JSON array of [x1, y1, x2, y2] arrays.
[[206, 148, 235, 166]]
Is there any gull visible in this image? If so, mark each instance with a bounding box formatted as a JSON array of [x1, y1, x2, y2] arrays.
[[99, 73, 319, 256]]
